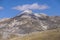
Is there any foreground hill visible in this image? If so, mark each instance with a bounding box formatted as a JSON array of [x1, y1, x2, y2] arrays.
[[10, 28, 60, 40]]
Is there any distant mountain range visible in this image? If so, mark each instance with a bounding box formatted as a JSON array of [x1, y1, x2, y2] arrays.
[[0, 10, 60, 39]]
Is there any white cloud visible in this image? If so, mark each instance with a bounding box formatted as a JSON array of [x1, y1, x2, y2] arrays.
[[0, 6, 4, 10], [12, 3, 49, 11]]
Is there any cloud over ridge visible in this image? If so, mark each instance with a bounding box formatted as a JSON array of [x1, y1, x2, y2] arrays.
[[12, 3, 49, 11]]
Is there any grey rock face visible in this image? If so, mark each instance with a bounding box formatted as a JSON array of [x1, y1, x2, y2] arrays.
[[0, 11, 60, 39]]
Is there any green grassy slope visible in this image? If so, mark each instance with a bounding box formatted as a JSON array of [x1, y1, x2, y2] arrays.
[[10, 28, 60, 40]]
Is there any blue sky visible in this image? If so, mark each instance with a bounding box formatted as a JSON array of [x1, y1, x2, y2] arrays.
[[0, 0, 60, 18]]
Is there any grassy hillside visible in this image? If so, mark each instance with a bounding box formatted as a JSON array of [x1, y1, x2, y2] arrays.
[[10, 28, 60, 40]]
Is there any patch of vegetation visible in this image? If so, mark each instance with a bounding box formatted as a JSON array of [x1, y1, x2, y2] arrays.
[[10, 28, 60, 40]]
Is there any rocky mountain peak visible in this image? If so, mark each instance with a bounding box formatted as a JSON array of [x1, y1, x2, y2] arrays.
[[15, 10, 48, 20], [0, 11, 60, 39]]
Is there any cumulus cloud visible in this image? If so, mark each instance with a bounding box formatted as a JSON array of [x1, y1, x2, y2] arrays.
[[0, 6, 4, 10], [12, 3, 49, 11]]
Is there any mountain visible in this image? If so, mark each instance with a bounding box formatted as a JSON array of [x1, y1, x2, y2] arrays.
[[0, 10, 60, 39]]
